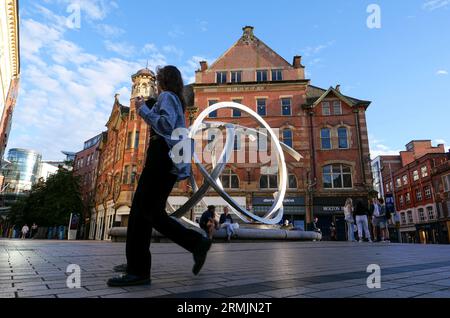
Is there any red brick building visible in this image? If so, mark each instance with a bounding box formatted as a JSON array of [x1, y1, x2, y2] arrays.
[[91, 70, 156, 240], [89, 26, 374, 240], [73, 133, 103, 238], [180, 26, 373, 239], [431, 154, 450, 244], [383, 141, 448, 243]]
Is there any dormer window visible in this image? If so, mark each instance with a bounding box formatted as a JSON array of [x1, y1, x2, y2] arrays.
[[322, 102, 331, 116], [256, 70, 268, 82], [231, 71, 242, 83], [272, 69, 283, 81], [333, 101, 342, 115], [216, 72, 227, 84]]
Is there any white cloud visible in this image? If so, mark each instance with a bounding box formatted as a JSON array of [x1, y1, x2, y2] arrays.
[[369, 136, 402, 159], [9, 3, 210, 160], [104, 40, 136, 57], [436, 70, 449, 75], [168, 25, 185, 38], [163, 45, 184, 59], [96, 24, 125, 38], [302, 40, 336, 57], [423, 0, 450, 11], [198, 20, 208, 32], [9, 17, 141, 160], [434, 139, 450, 152], [61, 0, 115, 21], [180, 56, 213, 84]]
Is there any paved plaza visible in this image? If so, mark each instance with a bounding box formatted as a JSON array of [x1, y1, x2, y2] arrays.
[[1, 239, 450, 298]]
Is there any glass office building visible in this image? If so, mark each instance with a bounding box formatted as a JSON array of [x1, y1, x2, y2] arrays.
[[2, 148, 42, 194]]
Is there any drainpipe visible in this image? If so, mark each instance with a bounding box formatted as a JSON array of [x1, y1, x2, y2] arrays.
[[307, 110, 316, 228], [354, 108, 366, 185]]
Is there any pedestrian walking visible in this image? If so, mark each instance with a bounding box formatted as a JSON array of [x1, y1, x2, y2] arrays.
[[344, 198, 356, 242], [107, 66, 212, 287], [21, 224, 29, 239], [354, 199, 372, 243], [378, 198, 390, 242], [31, 223, 38, 239]]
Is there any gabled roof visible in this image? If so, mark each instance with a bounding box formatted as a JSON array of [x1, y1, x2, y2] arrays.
[[105, 95, 129, 128], [303, 85, 371, 109], [206, 26, 294, 71]]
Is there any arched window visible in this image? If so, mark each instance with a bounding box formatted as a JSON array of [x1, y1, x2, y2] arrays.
[[323, 164, 352, 189], [260, 174, 278, 189], [220, 169, 239, 189], [338, 127, 348, 149], [282, 129, 293, 148], [321, 128, 331, 150], [288, 175, 297, 189]]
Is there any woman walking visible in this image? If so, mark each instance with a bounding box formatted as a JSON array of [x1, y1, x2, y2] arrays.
[[344, 198, 356, 242], [108, 66, 212, 287]]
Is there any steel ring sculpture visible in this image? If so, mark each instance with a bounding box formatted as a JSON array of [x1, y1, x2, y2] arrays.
[[168, 102, 302, 226]]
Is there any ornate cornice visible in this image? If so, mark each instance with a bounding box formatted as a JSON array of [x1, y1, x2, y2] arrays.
[[4, 0, 20, 77]]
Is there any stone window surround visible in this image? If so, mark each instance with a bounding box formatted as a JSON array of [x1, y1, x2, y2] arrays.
[[319, 124, 352, 150], [321, 160, 355, 190]]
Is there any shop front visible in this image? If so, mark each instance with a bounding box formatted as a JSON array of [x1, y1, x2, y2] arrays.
[[252, 196, 305, 229], [313, 196, 367, 241], [416, 221, 449, 244], [400, 226, 418, 244]]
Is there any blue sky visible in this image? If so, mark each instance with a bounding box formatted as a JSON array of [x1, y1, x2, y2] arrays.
[[8, 0, 450, 160]]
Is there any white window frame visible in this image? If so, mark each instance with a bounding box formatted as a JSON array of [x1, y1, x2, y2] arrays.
[[421, 166, 428, 178], [216, 71, 227, 84], [333, 100, 342, 115], [321, 128, 332, 150], [281, 98, 292, 116], [418, 208, 426, 222], [230, 71, 242, 83], [407, 210, 413, 223], [424, 186, 432, 200], [427, 206, 435, 220], [322, 102, 331, 116]]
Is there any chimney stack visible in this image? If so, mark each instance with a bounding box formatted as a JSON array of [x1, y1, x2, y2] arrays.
[[199, 61, 208, 72], [293, 56, 302, 68]]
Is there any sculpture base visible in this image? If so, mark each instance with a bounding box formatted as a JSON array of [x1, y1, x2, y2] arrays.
[[108, 225, 321, 243]]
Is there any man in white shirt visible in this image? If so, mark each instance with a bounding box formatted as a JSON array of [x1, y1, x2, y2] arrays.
[[21, 224, 29, 239]]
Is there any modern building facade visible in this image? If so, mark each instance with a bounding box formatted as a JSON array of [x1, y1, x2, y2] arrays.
[[1, 148, 42, 207], [90, 26, 374, 240], [371, 155, 402, 199], [38, 162, 59, 181], [0, 0, 20, 159]]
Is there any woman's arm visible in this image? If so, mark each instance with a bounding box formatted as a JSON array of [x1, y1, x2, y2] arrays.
[[138, 93, 179, 135]]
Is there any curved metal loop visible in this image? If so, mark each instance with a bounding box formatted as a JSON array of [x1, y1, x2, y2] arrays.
[[168, 102, 302, 225]]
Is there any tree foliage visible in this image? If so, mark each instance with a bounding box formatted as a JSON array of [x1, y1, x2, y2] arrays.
[[9, 168, 83, 227]]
